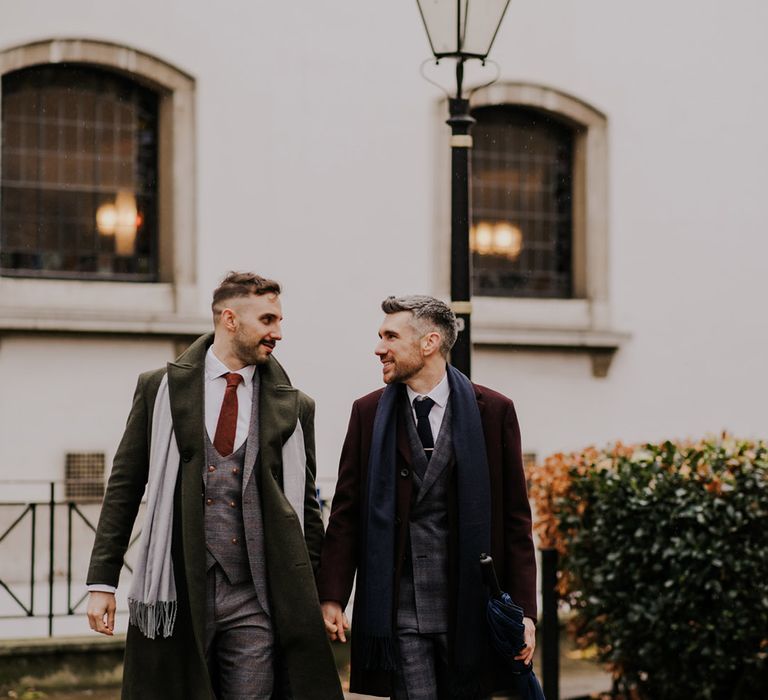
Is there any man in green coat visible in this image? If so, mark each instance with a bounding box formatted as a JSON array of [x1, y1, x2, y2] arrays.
[[86, 272, 342, 700]]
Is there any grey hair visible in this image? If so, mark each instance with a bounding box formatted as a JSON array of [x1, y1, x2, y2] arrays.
[[381, 295, 458, 356]]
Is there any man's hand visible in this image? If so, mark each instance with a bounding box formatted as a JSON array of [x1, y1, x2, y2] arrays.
[[321, 601, 349, 643], [514, 617, 536, 666], [87, 591, 116, 636]]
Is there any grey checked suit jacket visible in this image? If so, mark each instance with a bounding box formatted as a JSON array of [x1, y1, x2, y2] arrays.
[[398, 397, 454, 634]]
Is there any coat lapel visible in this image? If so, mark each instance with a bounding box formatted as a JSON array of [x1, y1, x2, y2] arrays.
[[475, 385, 486, 424], [166, 333, 211, 659], [242, 371, 261, 493], [258, 357, 299, 488]]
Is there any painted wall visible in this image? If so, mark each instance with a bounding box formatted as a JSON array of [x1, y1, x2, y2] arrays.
[[0, 0, 765, 509]]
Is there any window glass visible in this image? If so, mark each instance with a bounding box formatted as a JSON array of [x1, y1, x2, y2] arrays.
[[471, 105, 574, 298], [1, 64, 159, 280]]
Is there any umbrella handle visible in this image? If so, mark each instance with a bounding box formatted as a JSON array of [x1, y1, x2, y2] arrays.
[[480, 553, 503, 599]]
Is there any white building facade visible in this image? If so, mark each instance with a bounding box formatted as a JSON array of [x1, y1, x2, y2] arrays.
[[0, 1, 766, 627]]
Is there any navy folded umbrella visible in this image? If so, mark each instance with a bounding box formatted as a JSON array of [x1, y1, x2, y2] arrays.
[[480, 554, 545, 700]]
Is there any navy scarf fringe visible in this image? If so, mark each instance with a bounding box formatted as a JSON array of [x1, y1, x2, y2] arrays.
[[359, 365, 492, 684]]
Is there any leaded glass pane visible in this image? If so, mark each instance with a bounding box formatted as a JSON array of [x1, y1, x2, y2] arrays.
[[471, 105, 574, 298], [1, 64, 159, 280]]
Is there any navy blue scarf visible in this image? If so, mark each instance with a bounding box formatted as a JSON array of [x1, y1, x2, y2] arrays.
[[359, 365, 492, 691]]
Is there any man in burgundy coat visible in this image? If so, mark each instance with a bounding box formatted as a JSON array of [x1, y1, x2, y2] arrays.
[[317, 295, 537, 699]]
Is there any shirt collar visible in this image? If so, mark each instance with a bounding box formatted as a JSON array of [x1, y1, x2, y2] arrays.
[[205, 346, 256, 384], [405, 371, 450, 409]]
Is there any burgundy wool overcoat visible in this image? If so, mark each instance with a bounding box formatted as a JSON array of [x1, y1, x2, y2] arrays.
[[316, 381, 538, 697]]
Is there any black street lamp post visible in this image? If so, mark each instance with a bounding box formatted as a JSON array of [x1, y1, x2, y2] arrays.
[[416, 0, 511, 378]]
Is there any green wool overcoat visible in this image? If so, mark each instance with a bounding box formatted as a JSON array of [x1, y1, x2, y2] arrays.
[[87, 334, 343, 700]]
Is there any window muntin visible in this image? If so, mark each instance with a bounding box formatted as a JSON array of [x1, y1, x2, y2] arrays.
[[1, 64, 159, 281], [471, 105, 574, 299]]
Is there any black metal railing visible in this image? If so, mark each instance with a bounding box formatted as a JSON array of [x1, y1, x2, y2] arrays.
[[0, 480, 340, 638], [0, 499, 37, 619], [0, 484, 573, 697], [0, 482, 140, 636]]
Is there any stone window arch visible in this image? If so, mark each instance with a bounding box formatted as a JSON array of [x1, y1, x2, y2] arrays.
[[0, 39, 205, 338], [434, 83, 627, 376]]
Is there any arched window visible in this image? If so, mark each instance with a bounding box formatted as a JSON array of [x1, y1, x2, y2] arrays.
[[433, 84, 626, 376], [2, 64, 159, 280], [0, 40, 202, 339], [471, 105, 575, 298]]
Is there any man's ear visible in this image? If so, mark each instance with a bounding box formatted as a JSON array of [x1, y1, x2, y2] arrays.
[[422, 331, 442, 357], [220, 307, 237, 332]]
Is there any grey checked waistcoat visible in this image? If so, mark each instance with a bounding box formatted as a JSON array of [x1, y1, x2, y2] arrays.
[[398, 395, 454, 635], [203, 372, 269, 610], [204, 435, 250, 584]]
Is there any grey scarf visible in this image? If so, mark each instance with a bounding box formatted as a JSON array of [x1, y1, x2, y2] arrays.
[[127, 373, 308, 639]]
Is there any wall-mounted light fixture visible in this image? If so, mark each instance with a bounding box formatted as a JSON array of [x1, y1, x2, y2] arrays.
[[96, 190, 140, 256], [470, 220, 523, 260]]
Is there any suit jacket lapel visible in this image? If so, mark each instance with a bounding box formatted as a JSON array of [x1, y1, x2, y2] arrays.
[[417, 383, 484, 503], [416, 399, 454, 504]]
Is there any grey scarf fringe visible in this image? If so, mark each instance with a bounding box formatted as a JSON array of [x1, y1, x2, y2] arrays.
[[128, 598, 178, 639]]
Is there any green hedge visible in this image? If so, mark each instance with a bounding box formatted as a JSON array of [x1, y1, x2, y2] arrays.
[[529, 436, 768, 699]]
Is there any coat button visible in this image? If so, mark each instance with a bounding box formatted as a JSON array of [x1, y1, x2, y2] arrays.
[[232, 467, 239, 474], [231, 537, 238, 544], [229, 501, 236, 508], [208, 465, 216, 473], [182, 451, 193, 462], [206, 498, 213, 506], [400, 468, 410, 478]]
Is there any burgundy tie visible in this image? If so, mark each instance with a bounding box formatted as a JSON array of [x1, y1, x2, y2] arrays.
[[213, 372, 244, 456]]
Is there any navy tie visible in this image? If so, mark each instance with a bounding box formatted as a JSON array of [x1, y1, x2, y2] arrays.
[[413, 396, 436, 462]]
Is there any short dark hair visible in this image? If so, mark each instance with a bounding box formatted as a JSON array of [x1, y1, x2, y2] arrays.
[[212, 271, 281, 320], [381, 295, 458, 356]]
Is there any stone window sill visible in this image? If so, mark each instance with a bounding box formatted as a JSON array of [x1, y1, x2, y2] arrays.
[[0, 310, 209, 338], [471, 297, 630, 377], [0, 277, 208, 340]]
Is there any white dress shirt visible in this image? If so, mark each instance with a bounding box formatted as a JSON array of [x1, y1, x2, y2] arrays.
[[89, 348, 256, 594], [204, 347, 256, 452], [405, 371, 451, 440]]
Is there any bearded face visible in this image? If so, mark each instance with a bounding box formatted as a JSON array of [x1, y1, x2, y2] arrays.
[[375, 311, 426, 385], [228, 293, 282, 366]]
